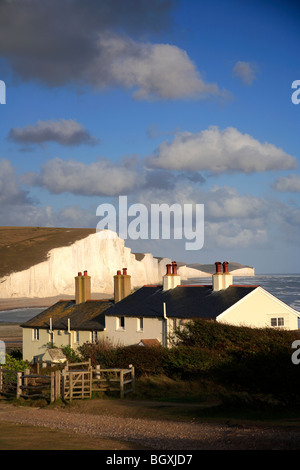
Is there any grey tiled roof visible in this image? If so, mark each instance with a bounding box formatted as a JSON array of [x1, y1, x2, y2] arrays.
[[104, 284, 258, 319], [21, 299, 112, 331]]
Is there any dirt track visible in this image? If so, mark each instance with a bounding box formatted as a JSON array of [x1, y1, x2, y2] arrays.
[[0, 400, 300, 450]]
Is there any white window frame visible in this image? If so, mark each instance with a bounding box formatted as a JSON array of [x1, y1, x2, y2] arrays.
[[137, 317, 143, 332], [91, 330, 98, 343], [33, 328, 39, 341], [74, 330, 80, 344], [270, 317, 285, 327], [117, 316, 125, 331]]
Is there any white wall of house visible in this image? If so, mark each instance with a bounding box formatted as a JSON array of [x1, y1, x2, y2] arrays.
[[217, 287, 300, 330], [104, 316, 166, 346], [22, 327, 105, 362], [104, 315, 185, 347]]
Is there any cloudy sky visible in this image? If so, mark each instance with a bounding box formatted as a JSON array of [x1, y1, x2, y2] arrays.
[[0, 0, 300, 273]]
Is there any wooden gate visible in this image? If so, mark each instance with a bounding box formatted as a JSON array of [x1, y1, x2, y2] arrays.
[[62, 370, 92, 400]]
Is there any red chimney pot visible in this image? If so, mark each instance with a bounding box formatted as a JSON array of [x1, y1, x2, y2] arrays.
[[123, 268, 127, 275], [166, 264, 172, 275], [117, 270, 121, 275], [223, 261, 229, 273], [78, 272, 82, 276], [84, 270, 88, 276], [215, 262, 221, 273], [172, 261, 178, 275]]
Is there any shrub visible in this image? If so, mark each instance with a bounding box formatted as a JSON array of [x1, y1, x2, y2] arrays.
[[4, 354, 29, 371]]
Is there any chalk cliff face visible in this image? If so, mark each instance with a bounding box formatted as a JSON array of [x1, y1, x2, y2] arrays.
[[0, 231, 172, 298], [0, 229, 255, 299]]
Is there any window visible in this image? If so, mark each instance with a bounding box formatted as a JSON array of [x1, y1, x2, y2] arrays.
[[49, 330, 54, 343], [138, 317, 143, 331], [92, 331, 98, 343], [74, 331, 80, 343], [33, 328, 39, 341], [117, 316, 125, 330], [271, 317, 284, 327]]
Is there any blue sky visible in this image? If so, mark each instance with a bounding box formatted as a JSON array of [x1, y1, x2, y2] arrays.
[[0, 0, 300, 274]]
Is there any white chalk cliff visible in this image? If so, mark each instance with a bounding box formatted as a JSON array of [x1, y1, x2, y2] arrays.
[[0, 230, 254, 299]]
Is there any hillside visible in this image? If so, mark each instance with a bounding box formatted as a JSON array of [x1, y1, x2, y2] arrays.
[[0, 227, 95, 278], [0, 226, 254, 299]]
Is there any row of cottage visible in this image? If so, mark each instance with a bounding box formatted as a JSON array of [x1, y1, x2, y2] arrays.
[[21, 261, 300, 363]]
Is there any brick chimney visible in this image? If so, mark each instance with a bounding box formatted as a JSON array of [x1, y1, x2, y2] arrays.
[[75, 270, 91, 304], [163, 261, 181, 290], [212, 261, 233, 291], [114, 268, 131, 303], [222, 261, 233, 289]]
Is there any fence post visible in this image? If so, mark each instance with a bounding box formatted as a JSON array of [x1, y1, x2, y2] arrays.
[[50, 372, 54, 402], [95, 364, 101, 380], [129, 365, 135, 393], [120, 370, 124, 399], [61, 370, 65, 400], [24, 368, 30, 388], [16, 372, 22, 399], [69, 371, 73, 401], [55, 370, 60, 400]]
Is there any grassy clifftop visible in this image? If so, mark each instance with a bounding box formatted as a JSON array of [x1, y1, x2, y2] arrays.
[[0, 226, 95, 278]]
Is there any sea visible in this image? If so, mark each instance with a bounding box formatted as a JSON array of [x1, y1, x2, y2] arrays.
[[0, 274, 300, 323]]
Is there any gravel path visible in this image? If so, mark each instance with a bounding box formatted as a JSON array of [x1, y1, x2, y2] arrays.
[[0, 402, 300, 450]]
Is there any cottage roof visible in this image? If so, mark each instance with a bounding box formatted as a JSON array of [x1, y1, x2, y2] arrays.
[[104, 284, 258, 320], [21, 299, 112, 331], [42, 348, 67, 363]]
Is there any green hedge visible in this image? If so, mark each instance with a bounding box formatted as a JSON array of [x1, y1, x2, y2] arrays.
[[78, 320, 300, 400]]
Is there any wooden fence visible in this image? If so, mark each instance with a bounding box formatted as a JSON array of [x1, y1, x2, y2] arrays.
[[0, 364, 135, 402], [0, 367, 60, 402]]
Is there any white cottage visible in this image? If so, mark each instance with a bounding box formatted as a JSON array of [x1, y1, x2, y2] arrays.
[[21, 261, 300, 362]]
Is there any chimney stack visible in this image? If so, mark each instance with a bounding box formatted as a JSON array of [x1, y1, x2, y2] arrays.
[[75, 270, 91, 304], [212, 262, 223, 291], [163, 261, 181, 290], [114, 268, 131, 303], [212, 261, 233, 291], [222, 261, 233, 289]]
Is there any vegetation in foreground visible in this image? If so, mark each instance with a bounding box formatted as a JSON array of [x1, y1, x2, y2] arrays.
[[75, 319, 300, 410], [4, 319, 300, 418]]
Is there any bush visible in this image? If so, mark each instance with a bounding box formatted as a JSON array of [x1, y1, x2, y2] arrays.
[[79, 341, 168, 377], [4, 354, 29, 371], [77, 320, 300, 402]]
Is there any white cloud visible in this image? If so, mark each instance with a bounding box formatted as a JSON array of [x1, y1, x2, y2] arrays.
[[0, 159, 32, 205], [206, 186, 267, 220], [205, 221, 268, 249], [0, 1, 227, 101], [147, 126, 297, 174], [27, 157, 143, 196], [93, 34, 226, 101], [8, 119, 98, 147], [232, 61, 257, 85], [272, 174, 300, 192]]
